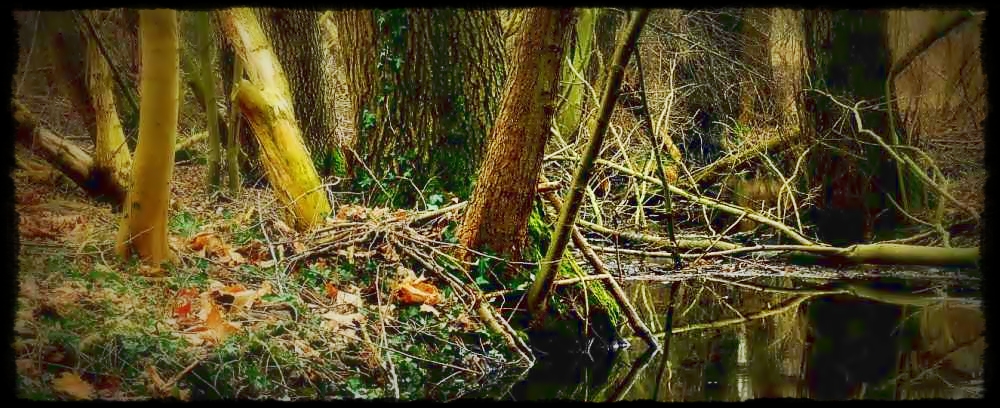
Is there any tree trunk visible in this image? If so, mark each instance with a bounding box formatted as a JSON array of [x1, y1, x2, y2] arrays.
[[801, 10, 901, 246], [555, 8, 596, 139], [737, 8, 774, 127], [41, 11, 96, 142], [329, 9, 505, 201], [116, 9, 180, 266], [191, 11, 223, 188], [257, 9, 343, 176], [457, 8, 574, 276], [218, 8, 332, 230], [86, 12, 132, 205], [236, 80, 332, 230], [527, 9, 651, 323]]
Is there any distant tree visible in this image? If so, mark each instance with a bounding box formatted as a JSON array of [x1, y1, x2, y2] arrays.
[[800, 10, 902, 245]]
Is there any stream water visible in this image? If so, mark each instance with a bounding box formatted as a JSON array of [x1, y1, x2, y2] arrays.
[[484, 261, 983, 401]]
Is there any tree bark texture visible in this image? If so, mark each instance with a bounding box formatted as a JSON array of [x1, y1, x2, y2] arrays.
[[86, 14, 133, 205], [40, 11, 96, 142], [257, 8, 342, 176], [329, 9, 505, 199], [458, 8, 574, 274]]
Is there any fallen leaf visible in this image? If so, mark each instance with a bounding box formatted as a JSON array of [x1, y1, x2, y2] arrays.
[[273, 218, 295, 235], [257, 282, 273, 297], [335, 290, 363, 308], [52, 372, 94, 400], [236, 240, 270, 265], [19, 278, 40, 300], [324, 282, 339, 300], [139, 264, 165, 277], [419, 304, 441, 317], [203, 303, 240, 343], [379, 244, 400, 262], [321, 311, 365, 331], [395, 280, 442, 306], [174, 299, 192, 320], [16, 359, 39, 376]]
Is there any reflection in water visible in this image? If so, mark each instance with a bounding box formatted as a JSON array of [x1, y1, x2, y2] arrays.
[[506, 271, 982, 401]]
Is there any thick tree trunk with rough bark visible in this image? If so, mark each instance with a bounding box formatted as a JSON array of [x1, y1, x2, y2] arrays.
[[457, 8, 574, 274], [116, 9, 180, 266], [257, 9, 342, 176], [329, 9, 505, 201]]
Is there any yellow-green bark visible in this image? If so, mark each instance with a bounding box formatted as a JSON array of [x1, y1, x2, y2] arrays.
[[556, 8, 596, 138], [218, 7, 331, 230], [116, 9, 180, 266], [217, 8, 294, 110], [236, 80, 331, 230], [192, 11, 222, 188], [86, 15, 132, 204]]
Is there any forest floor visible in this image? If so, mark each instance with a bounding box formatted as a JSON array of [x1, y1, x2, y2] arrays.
[[13, 158, 523, 401]]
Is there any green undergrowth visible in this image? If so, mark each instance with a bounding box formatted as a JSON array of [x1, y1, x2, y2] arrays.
[[526, 200, 624, 330], [16, 230, 518, 400]]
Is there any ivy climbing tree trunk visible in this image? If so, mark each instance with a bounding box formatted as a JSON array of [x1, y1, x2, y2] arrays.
[[329, 9, 505, 202], [116, 9, 180, 266], [457, 8, 574, 277], [257, 8, 343, 176]]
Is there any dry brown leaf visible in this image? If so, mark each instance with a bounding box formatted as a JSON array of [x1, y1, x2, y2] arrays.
[[381, 244, 400, 263], [139, 264, 166, 277], [335, 290, 363, 308], [324, 282, 339, 300], [292, 339, 319, 358], [395, 280, 442, 306], [52, 372, 95, 400], [336, 205, 367, 221], [203, 303, 240, 343], [258, 282, 273, 298], [236, 240, 270, 265]]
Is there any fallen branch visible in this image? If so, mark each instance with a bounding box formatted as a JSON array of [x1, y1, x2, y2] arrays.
[[551, 155, 816, 246], [577, 219, 742, 251], [813, 89, 980, 222], [14, 100, 126, 204], [540, 184, 660, 351], [687, 131, 793, 187]]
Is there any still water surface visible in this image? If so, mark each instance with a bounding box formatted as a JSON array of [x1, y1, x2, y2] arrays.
[[493, 264, 982, 401]]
